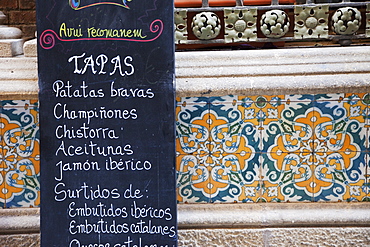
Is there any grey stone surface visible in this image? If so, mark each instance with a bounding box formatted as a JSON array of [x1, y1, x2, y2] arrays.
[[0, 208, 39, 234], [0, 26, 22, 40], [0, 57, 38, 99], [1, 46, 370, 97], [0, 11, 22, 40], [23, 39, 37, 57], [175, 46, 370, 97], [178, 228, 370, 246], [0, 228, 369, 247], [0, 12, 5, 25], [2, 203, 369, 233], [0, 233, 40, 247], [0, 11, 23, 57], [179, 229, 264, 246], [0, 39, 24, 57], [178, 203, 370, 229], [266, 228, 370, 247]]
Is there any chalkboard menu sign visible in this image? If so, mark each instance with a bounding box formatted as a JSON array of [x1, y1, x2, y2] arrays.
[[36, 0, 176, 246]]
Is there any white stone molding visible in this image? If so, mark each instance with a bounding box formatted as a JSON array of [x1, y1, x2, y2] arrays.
[[176, 46, 370, 97], [1, 45, 370, 99]]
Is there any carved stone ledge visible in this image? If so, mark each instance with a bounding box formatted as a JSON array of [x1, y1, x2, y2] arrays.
[[1, 202, 370, 234], [1, 46, 370, 99], [175, 46, 370, 97], [0, 208, 39, 234], [178, 202, 370, 229]]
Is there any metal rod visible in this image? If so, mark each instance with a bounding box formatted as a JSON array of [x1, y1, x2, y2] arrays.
[[175, 1, 368, 12], [202, 0, 209, 8], [177, 34, 367, 45], [236, 0, 244, 6]]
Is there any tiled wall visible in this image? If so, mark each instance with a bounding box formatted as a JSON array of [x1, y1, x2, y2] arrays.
[[176, 93, 369, 203], [0, 100, 39, 208], [1, 93, 369, 207]]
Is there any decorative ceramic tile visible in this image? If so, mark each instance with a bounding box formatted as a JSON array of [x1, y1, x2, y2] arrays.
[[0, 101, 4, 208], [176, 96, 263, 203], [0, 95, 367, 206], [367, 4, 370, 38], [207, 151, 260, 203], [314, 93, 344, 102], [176, 97, 211, 202], [261, 152, 314, 202], [313, 150, 367, 202], [175, 10, 188, 44], [176, 154, 210, 203], [361, 93, 370, 151], [332, 7, 362, 35], [208, 97, 260, 202], [260, 10, 290, 38], [313, 103, 366, 153], [365, 153, 370, 200], [316, 95, 366, 197], [343, 93, 369, 124], [176, 93, 370, 203], [1, 100, 40, 208], [260, 99, 316, 203], [235, 153, 261, 203], [365, 98, 370, 201], [224, 8, 258, 43], [261, 96, 314, 154], [294, 5, 329, 39], [176, 97, 210, 156], [237, 95, 288, 153], [0, 183, 4, 208], [210, 95, 260, 154], [192, 12, 221, 40]]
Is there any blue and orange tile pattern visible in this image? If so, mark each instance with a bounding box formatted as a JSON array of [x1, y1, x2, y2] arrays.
[[176, 93, 370, 203], [0, 100, 40, 208], [0, 94, 369, 207]]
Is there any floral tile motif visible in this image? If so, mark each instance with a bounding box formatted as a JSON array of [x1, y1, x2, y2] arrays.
[[176, 97, 211, 202], [176, 96, 261, 202], [315, 150, 367, 202], [311, 94, 368, 202], [1, 100, 40, 208], [314, 93, 368, 152], [0, 94, 368, 206], [262, 98, 314, 154], [0, 101, 4, 208], [176, 93, 370, 203], [365, 94, 370, 200], [366, 153, 370, 200], [258, 97, 315, 202], [176, 97, 210, 156], [210, 96, 260, 154], [261, 152, 314, 202], [208, 97, 260, 202], [176, 154, 210, 203], [236, 94, 282, 152], [209, 97, 261, 203]]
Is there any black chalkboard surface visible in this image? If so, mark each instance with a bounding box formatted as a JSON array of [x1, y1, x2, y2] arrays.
[[36, 1, 176, 246]]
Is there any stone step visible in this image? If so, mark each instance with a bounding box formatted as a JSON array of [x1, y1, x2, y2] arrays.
[[0, 39, 24, 57]]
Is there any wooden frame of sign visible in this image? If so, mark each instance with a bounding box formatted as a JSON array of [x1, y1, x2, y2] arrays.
[[36, 0, 176, 246]]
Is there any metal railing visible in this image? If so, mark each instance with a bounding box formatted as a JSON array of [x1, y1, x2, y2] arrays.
[[175, 0, 370, 48]]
